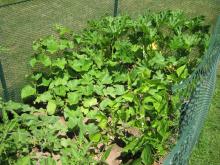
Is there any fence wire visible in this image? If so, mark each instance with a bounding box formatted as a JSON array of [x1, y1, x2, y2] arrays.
[[0, 0, 114, 101]]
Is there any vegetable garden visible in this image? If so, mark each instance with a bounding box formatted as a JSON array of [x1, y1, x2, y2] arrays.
[[0, 1, 220, 165]]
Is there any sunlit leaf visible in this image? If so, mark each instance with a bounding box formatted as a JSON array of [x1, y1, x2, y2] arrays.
[[21, 85, 36, 100], [83, 98, 98, 107], [47, 100, 57, 115], [67, 92, 82, 105]]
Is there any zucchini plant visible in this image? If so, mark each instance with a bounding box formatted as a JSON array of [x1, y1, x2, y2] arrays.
[[1, 10, 210, 165]]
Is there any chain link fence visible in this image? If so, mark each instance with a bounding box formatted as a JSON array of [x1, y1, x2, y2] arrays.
[[164, 16, 220, 164], [0, 0, 220, 164]]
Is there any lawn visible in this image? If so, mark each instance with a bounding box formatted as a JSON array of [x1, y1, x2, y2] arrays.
[[0, 0, 220, 164]]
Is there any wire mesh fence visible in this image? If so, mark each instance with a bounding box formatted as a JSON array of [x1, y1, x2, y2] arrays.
[[0, 0, 115, 101], [164, 16, 220, 164], [0, 0, 220, 164]]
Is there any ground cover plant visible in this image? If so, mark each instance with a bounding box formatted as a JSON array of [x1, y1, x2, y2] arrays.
[[0, 10, 210, 165]]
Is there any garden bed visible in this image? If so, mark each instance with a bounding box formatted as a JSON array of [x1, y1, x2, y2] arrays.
[[0, 10, 210, 165]]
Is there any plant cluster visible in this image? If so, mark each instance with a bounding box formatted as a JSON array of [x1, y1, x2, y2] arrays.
[[0, 10, 210, 164]]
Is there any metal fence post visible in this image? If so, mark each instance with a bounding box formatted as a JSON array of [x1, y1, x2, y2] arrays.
[[0, 60, 9, 101], [113, 0, 119, 17]]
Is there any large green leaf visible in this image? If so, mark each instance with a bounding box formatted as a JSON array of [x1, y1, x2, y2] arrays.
[[123, 138, 139, 154], [113, 72, 128, 83], [91, 51, 104, 69], [94, 85, 104, 96], [114, 85, 125, 96], [35, 91, 52, 103], [4, 101, 22, 111], [169, 35, 183, 50], [21, 85, 36, 100], [16, 156, 31, 165], [68, 58, 93, 72], [79, 85, 94, 96], [67, 92, 82, 105], [52, 58, 67, 69], [47, 100, 57, 115], [122, 92, 134, 102], [148, 52, 165, 68], [43, 37, 59, 54], [96, 70, 112, 85], [103, 87, 116, 98], [49, 75, 69, 88], [100, 98, 113, 110], [89, 132, 101, 143], [59, 39, 73, 50], [176, 65, 186, 76], [96, 113, 108, 129], [30, 54, 51, 67], [61, 138, 72, 148], [53, 86, 68, 97], [67, 80, 81, 91], [84, 123, 99, 135], [83, 98, 98, 107]]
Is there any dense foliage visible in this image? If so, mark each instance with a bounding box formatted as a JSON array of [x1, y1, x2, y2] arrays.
[[0, 11, 210, 164]]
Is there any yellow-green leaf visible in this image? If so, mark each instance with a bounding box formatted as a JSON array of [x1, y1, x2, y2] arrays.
[[89, 132, 101, 142], [83, 98, 98, 107], [47, 100, 57, 115], [21, 85, 36, 100]]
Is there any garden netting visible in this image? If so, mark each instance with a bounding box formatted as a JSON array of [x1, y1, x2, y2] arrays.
[[0, 0, 220, 164]]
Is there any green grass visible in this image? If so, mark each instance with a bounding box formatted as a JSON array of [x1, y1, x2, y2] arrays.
[[0, 0, 220, 163], [190, 67, 220, 165]]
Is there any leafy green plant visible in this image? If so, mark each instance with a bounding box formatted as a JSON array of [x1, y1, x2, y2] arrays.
[[1, 10, 210, 164]]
